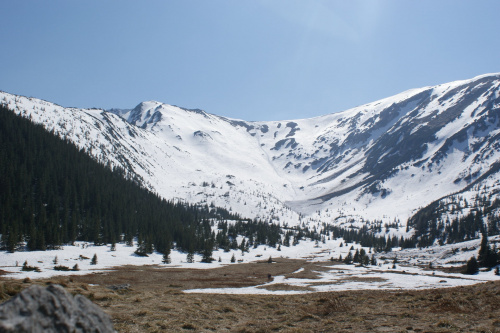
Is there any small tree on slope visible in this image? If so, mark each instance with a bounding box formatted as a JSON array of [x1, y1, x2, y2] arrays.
[[465, 256, 479, 275]]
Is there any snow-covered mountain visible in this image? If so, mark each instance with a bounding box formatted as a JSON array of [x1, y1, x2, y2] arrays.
[[2, 73, 500, 228]]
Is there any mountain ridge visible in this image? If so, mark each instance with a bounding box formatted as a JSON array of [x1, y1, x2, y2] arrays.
[[2, 72, 500, 230]]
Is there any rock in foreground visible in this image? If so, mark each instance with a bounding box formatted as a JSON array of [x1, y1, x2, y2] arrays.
[[0, 284, 114, 332]]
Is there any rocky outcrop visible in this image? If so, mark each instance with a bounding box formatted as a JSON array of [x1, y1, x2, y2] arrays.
[[0, 284, 115, 332]]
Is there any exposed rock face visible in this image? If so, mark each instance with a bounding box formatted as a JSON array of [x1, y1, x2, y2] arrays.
[[0, 284, 115, 333]]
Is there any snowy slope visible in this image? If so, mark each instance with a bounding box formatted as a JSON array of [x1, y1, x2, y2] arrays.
[[2, 73, 500, 227]]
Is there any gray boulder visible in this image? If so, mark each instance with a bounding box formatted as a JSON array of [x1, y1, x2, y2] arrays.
[[0, 284, 115, 332]]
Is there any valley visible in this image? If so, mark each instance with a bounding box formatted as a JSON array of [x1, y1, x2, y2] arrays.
[[1, 258, 500, 332], [1, 236, 498, 291], [1, 73, 500, 332], [2, 73, 500, 230]]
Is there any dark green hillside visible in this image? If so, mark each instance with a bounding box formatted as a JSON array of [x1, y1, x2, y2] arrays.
[[0, 105, 241, 253]]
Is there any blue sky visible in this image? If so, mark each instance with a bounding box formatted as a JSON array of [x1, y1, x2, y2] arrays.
[[1, 1, 499, 121]]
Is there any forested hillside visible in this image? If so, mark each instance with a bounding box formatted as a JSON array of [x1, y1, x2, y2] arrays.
[[0, 105, 245, 255]]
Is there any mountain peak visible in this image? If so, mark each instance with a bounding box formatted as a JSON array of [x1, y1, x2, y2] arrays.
[[110, 101, 165, 128], [2, 73, 500, 228]]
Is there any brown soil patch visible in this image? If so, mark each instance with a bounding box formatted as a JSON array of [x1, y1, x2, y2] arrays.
[[74, 257, 307, 291], [256, 283, 314, 292], [1, 259, 499, 332]]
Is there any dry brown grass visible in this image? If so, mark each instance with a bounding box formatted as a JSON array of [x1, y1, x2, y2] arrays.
[[1, 258, 499, 332]]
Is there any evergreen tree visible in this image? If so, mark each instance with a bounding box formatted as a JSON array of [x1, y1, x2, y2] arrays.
[[344, 251, 353, 264], [465, 256, 479, 275], [187, 250, 194, 263], [90, 253, 98, 265], [484, 246, 499, 268], [353, 249, 360, 263], [478, 233, 498, 268], [239, 239, 246, 253], [201, 243, 213, 263], [478, 232, 489, 265], [134, 240, 150, 257]]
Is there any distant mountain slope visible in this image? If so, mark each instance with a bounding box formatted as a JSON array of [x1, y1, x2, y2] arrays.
[[0, 104, 242, 253], [2, 73, 500, 228]]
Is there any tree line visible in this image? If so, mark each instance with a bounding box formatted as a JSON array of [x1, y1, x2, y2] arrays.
[[408, 194, 500, 247], [0, 105, 308, 260], [0, 105, 241, 255]]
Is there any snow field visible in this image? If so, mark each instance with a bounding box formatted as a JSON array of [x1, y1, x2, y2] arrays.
[[1, 235, 497, 294]]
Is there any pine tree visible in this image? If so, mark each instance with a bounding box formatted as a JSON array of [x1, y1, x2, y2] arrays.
[[465, 256, 479, 275], [90, 253, 98, 265], [478, 233, 498, 268], [201, 244, 213, 263], [134, 240, 149, 257], [344, 251, 353, 264], [478, 233, 489, 265], [239, 239, 246, 253], [353, 249, 360, 263], [484, 244, 499, 268], [162, 252, 171, 264], [230, 253, 236, 263], [187, 251, 194, 263]]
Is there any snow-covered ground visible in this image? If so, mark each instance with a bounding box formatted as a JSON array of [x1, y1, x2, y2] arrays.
[[1, 236, 498, 295], [185, 265, 496, 295]]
